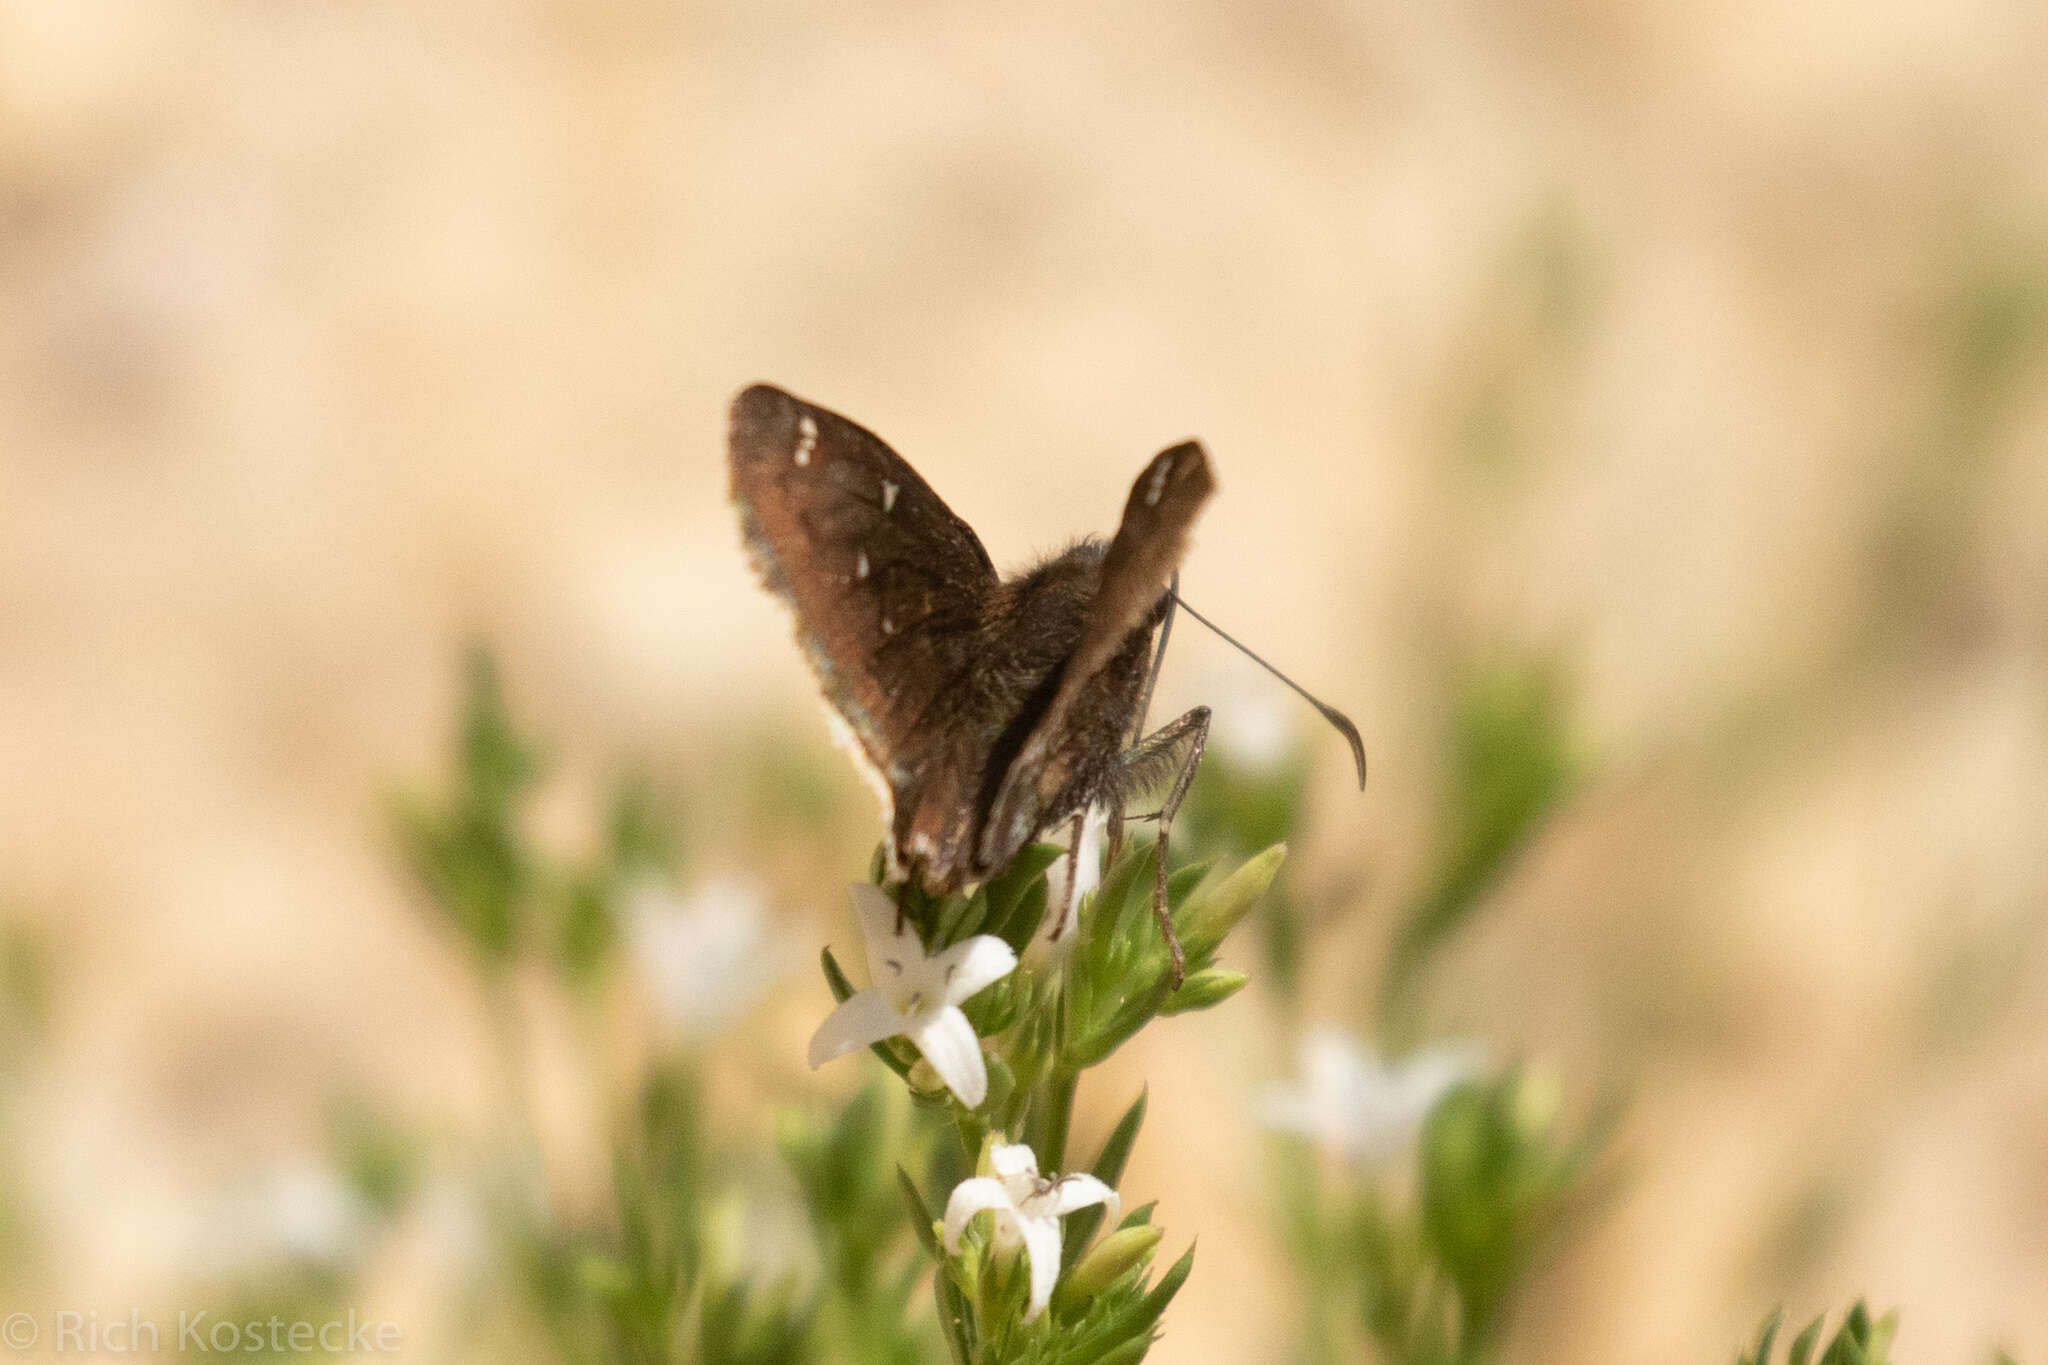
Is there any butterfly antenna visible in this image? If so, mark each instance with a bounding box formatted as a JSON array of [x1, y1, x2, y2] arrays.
[[1131, 571, 1179, 744], [1168, 588, 1368, 789]]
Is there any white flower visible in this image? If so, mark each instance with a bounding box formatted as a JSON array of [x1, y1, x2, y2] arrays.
[[807, 883, 1017, 1107], [191, 1158, 371, 1276], [1033, 804, 1107, 964], [626, 873, 795, 1037], [1261, 1028, 1483, 1163], [1201, 670, 1294, 771], [943, 1142, 1120, 1324]]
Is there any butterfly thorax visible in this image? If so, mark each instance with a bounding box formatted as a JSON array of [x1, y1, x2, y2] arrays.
[[898, 539, 1160, 890]]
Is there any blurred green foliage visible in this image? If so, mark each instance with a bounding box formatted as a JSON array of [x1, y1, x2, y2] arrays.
[[350, 649, 2025, 1363], [394, 646, 681, 991], [327, 1100, 423, 1221], [1383, 658, 1576, 1018], [518, 1063, 931, 1365], [1179, 748, 1312, 999], [1417, 1073, 1603, 1348], [1275, 1067, 1607, 1365], [393, 648, 545, 965], [1738, 1302, 1897, 1365]]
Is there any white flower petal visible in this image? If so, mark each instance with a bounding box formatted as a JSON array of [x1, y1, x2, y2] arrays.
[[1212, 685, 1292, 769], [1017, 1212, 1065, 1323], [849, 881, 924, 985], [1263, 1028, 1487, 1164], [1302, 1027, 1373, 1108], [932, 934, 1018, 1007], [905, 1006, 988, 1107], [988, 1142, 1040, 1183], [626, 873, 792, 1036], [1389, 1042, 1485, 1114], [1036, 805, 1106, 960], [1047, 1173, 1119, 1226], [806, 989, 906, 1069], [942, 1177, 1015, 1253]]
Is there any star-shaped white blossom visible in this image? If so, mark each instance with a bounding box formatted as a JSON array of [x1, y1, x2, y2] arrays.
[[1260, 1027, 1483, 1163], [943, 1142, 1120, 1324], [807, 883, 1017, 1107]]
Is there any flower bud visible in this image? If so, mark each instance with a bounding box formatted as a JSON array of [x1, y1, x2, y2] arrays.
[[1158, 966, 1250, 1015], [907, 1056, 946, 1097], [1177, 844, 1285, 958], [1056, 1224, 1163, 1311]]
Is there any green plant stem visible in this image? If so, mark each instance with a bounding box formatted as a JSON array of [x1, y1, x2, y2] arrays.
[[484, 969, 544, 1182], [953, 1107, 989, 1165], [1036, 1068, 1079, 1171]]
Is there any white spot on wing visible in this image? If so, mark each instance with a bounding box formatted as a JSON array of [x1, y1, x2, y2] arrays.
[[794, 415, 818, 466], [855, 550, 869, 580], [881, 616, 896, 635], [1144, 461, 1170, 507], [881, 480, 899, 513]]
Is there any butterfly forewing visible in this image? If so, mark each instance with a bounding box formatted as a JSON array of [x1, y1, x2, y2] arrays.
[[727, 385, 998, 828]]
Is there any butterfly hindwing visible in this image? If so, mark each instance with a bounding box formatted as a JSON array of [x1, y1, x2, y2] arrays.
[[727, 384, 998, 841]]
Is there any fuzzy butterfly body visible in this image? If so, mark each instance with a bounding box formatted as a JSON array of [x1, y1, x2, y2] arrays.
[[727, 385, 1216, 966]]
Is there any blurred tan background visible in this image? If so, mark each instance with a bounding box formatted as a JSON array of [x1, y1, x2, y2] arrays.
[[4, 0, 2048, 1360]]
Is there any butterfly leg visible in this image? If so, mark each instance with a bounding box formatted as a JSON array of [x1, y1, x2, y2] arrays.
[[1121, 706, 1210, 989], [1050, 810, 1085, 944], [1104, 791, 1126, 870]]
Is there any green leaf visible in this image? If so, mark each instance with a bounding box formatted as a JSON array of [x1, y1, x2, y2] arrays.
[[1740, 1308, 1784, 1365], [1130, 1244, 1195, 1331], [934, 1267, 973, 1365], [1156, 966, 1249, 1016], [821, 946, 856, 1004], [985, 843, 1064, 950], [1091, 1336, 1158, 1365], [897, 1167, 942, 1260], [1064, 1088, 1146, 1265], [1788, 1316, 1824, 1365]]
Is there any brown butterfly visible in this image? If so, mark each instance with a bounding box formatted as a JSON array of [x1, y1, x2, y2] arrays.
[[728, 383, 1360, 984]]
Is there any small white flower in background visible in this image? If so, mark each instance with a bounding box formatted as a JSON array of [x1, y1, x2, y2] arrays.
[[1209, 677, 1293, 770], [944, 1141, 1120, 1324], [191, 1158, 371, 1277], [626, 873, 795, 1037], [1261, 1027, 1484, 1164], [807, 883, 1016, 1107], [1033, 804, 1107, 964]]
